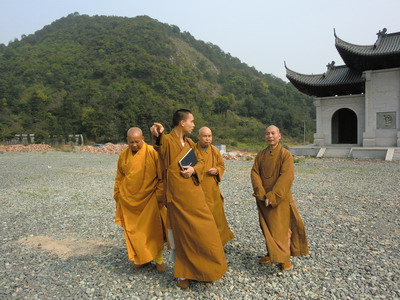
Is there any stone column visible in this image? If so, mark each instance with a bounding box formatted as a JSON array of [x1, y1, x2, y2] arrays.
[[22, 134, 28, 145], [362, 71, 376, 146], [313, 98, 325, 146], [29, 134, 35, 144], [68, 134, 74, 145], [75, 135, 79, 145], [14, 134, 21, 144]]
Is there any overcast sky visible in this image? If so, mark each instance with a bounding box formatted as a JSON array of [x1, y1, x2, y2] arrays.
[[1, 0, 399, 81]]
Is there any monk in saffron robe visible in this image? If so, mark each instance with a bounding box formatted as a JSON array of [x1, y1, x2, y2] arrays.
[[196, 126, 234, 245], [150, 109, 227, 289], [114, 127, 167, 272], [251, 125, 309, 271]]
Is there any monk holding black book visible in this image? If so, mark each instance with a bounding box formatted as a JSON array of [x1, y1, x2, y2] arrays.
[[150, 109, 227, 289]]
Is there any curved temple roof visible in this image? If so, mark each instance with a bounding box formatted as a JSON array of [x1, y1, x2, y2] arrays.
[[286, 28, 400, 97], [335, 28, 400, 71], [285, 62, 364, 97]]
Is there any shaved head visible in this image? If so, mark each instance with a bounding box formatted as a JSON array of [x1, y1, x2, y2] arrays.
[[127, 127, 144, 153], [265, 125, 281, 149], [266, 125, 280, 133], [198, 126, 213, 148], [127, 127, 143, 138], [199, 126, 212, 136]]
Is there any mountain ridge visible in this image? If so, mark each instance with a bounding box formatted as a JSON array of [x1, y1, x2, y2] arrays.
[[0, 13, 315, 147]]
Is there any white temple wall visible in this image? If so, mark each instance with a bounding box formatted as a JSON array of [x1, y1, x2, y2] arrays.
[[363, 68, 400, 147], [314, 94, 365, 146], [314, 67, 400, 147]]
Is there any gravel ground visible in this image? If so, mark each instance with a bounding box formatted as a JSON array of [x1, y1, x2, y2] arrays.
[[0, 152, 399, 299]]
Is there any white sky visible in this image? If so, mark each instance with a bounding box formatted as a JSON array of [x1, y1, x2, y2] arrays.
[[1, 0, 399, 81]]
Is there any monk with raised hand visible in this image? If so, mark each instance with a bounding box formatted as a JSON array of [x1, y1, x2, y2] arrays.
[[114, 127, 167, 273], [251, 125, 309, 271], [150, 109, 227, 289], [196, 126, 234, 246]]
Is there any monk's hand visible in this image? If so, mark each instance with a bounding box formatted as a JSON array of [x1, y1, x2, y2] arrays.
[[265, 198, 270, 207], [181, 166, 194, 178], [151, 123, 164, 137], [207, 168, 218, 175]]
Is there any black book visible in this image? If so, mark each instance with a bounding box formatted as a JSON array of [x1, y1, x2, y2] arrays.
[[178, 148, 198, 170]]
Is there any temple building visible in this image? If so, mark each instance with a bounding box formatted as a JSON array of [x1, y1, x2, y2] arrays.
[[286, 28, 400, 160]]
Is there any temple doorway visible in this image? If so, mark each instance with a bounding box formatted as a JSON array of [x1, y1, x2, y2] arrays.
[[331, 108, 358, 144]]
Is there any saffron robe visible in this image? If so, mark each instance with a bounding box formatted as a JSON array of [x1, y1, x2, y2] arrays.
[[251, 143, 309, 263], [113, 143, 166, 264], [196, 143, 234, 245], [154, 131, 227, 282]]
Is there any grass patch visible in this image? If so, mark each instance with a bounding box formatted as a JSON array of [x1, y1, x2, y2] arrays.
[[295, 168, 318, 175], [18, 189, 49, 199], [52, 145, 75, 152], [293, 156, 309, 164]]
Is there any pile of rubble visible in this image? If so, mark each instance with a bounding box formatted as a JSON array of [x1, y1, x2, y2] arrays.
[[78, 143, 127, 154], [223, 150, 255, 160], [0, 143, 256, 160], [222, 154, 241, 160], [0, 144, 55, 152]]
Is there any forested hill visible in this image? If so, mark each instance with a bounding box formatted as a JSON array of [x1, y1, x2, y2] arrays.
[[0, 13, 315, 147]]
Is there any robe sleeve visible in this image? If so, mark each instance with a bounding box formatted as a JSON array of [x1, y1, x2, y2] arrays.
[[193, 146, 205, 184], [214, 147, 225, 183], [113, 153, 124, 202], [250, 151, 267, 201], [266, 151, 294, 208], [152, 132, 163, 151], [153, 151, 165, 208]]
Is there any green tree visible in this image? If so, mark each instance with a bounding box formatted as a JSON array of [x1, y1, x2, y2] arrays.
[[0, 14, 315, 146]]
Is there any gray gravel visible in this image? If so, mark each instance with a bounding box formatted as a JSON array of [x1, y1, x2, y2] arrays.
[[0, 152, 399, 299]]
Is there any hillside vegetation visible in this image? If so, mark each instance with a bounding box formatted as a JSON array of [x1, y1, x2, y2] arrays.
[[0, 13, 315, 148]]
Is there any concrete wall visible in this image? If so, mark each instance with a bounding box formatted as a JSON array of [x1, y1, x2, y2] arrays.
[[314, 67, 400, 147], [363, 67, 400, 147], [314, 94, 365, 146]]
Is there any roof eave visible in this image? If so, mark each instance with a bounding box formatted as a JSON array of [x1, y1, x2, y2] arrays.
[[286, 75, 364, 97]]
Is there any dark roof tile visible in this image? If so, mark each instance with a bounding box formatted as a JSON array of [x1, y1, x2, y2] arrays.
[[285, 63, 364, 97], [335, 29, 400, 70]]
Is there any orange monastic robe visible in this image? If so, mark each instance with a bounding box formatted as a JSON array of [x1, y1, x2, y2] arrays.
[[251, 143, 309, 263], [113, 143, 166, 265], [154, 131, 227, 282], [196, 143, 234, 245]]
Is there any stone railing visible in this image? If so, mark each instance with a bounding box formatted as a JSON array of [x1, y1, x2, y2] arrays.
[[4, 134, 84, 146]]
